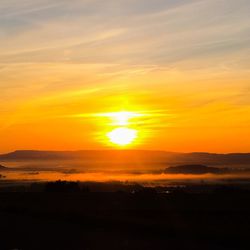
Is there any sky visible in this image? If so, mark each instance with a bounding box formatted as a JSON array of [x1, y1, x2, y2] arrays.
[[0, 0, 250, 153]]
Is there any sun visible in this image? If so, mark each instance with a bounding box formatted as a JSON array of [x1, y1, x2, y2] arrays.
[[93, 110, 143, 147], [107, 127, 137, 146]]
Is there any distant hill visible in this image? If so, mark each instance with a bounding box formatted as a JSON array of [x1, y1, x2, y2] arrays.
[[0, 164, 9, 171], [0, 150, 250, 166], [0, 150, 170, 162], [168, 152, 250, 165], [164, 165, 226, 175]]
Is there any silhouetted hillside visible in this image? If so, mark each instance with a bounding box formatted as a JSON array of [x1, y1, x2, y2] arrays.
[[1, 150, 250, 166], [0, 187, 250, 250], [45, 180, 82, 193], [0, 150, 169, 162], [169, 152, 250, 165], [0, 164, 8, 171], [164, 165, 225, 174]]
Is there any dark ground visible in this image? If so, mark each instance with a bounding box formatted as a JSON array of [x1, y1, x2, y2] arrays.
[[0, 184, 250, 250]]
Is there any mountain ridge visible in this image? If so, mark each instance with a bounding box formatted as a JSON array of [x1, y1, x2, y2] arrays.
[[1, 150, 250, 165]]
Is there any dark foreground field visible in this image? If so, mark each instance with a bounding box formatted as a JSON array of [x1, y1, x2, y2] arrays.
[[0, 184, 250, 250]]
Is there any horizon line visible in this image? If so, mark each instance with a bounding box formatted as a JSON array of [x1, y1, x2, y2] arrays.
[[1, 149, 250, 155]]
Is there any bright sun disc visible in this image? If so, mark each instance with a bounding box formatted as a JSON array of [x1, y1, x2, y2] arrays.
[[107, 127, 137, 146]]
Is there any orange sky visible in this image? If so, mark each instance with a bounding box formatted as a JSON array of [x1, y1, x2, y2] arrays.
[[0, 0, 250, 153]]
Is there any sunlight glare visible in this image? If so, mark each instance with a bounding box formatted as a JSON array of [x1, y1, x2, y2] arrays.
[[107, 127, 137, 146], [97, 111, 143, 126]]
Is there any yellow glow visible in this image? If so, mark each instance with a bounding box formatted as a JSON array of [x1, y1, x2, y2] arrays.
[[107, 127, 137, 146], [96, 111, 143, 126]]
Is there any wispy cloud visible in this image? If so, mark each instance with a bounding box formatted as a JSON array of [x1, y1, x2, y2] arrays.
[[1, 0, 249, 67], [1, 0, 250, 152]]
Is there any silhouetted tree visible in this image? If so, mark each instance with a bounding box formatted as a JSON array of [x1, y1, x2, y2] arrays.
[[45, 180, 81, 193]]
